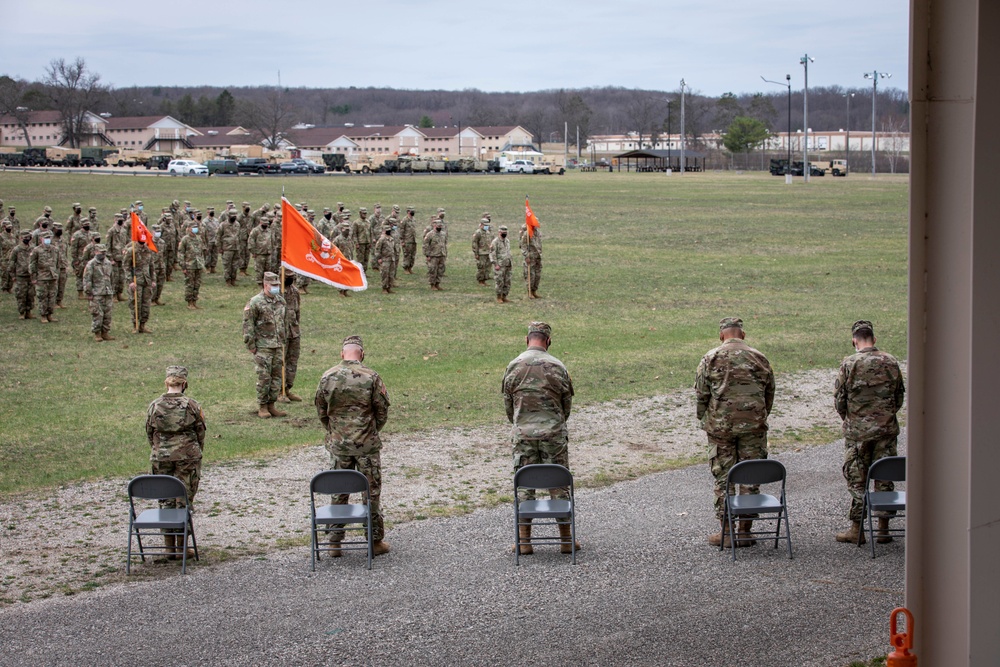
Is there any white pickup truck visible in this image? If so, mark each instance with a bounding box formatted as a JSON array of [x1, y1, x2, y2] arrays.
[[503, 159, 536, 174]]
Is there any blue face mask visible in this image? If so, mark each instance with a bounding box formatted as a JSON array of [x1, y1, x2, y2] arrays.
[[268, 285, 280, 295], [154, 232, 162, 239], [138, 205, 143, 211], [191, 227, 199, 234], [484, 225, 490, 231], [43, 238, 52, 245]]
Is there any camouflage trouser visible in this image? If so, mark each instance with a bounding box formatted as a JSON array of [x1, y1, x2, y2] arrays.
[[843, 436, 898, 522], [56, 269, 67, 305], [296, 275, 311, 290], [73, 262, 86, 293], [184, 269, 202, 304], [221, 249, 238, 283], [254, 346, 283, 405], [356, 243, 370, 270], [151, 458, 202, 510], [403, 243, 416, 271], [513, 436, 571, 503], [253, 255, 270, 286], [89, 295, 113, 333], [14, 275, 34, 315], [523, 254, 541, 293], [1, 264, 12, 292], [35, 280, 56, 317], [391, 252, 399, 285], [238, 235, 250, 271], [380, 260, 396, 290], [152, 264, 165, 302], [494, 264, 511, 298], [164, 246, 176, 280], [475, 254, 491, 282], [426, 256, 445, 286], [128, 282, 152, 327], [112, 263, 123, 297], [708, 431, 769, 520], [205, 242, 218, 270], [284, 336, 300, 392], [327, 451, 384, 541]]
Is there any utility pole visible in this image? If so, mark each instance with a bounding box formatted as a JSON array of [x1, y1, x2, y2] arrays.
[[799, 54, 814, 182], [845, 92, 855, 174], [864, 70, 891, 176], [679, 79, 686, 175]]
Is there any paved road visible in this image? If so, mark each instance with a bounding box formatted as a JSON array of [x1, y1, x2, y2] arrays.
[[0, 439, 904, 666]]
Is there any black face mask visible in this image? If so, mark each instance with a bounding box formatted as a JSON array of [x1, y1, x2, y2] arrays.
[[500, 233, 507, 238], [261, 225, 269, 230], [22, 238, 29, 245], [55, 230, 63, 237], [117, 221, 123, 226], [41, 222, 49, 229], [196, 215, 203, 221], [82, 226, 90, 231], [435, 226, 442, 231]]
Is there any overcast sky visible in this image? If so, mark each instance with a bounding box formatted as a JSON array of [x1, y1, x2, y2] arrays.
[[3, 0, 909, 96]]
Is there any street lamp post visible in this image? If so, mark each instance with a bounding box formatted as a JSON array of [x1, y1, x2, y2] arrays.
[[845, 92, 855, 174], [800, 54, 815, 182], [679, 78, 686, 175], [761, 74, 792, 183], [863, 70, 891, 176], [665, 100, 672, 171]]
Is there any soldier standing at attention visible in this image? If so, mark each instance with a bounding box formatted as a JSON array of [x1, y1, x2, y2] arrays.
[[203, 206, 220, 274], [123, 233, 156, 334], [83, 243, 115, 341], [833, 320, 906, 545], [353, 207, 372, 271], [160, 213, 177, 282], [423, 218, 447, 290], [4, 205, 22, 234], [373, 223, 397, 294], [333, 222, 356, 298], [177, 223, 206, 310], [29, 231, 64, 323], [134, 200, 148, 225], [145, 365, 206, 558], [219, 210, 241, 286], [70, 218, 96, 299], [695, 317, 775, 548], [370, 203, 386, 239], [51, 223, 69, 309], [471, 217, 493, 286], [8, 231, 35, 319], [149, 225, 166, 306], [107, 214, 130, 302], [0, 219, 15, 293], [314, 335, 391, 556], [30, 214, 52, 247], [243, 271, 287, 419], [400, 207, 417, 274], [33, 205, 54, 230], [489, 225, 512, 303], [237, 201, 253, 276], [502, 322, 578, 555], [519, 221, 542, 299], [247, 215, 273, 287], [278, 272, 303, 403], [66, 203, 83, 239]]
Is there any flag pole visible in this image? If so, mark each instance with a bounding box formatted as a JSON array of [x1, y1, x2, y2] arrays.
[[130, 209, 139, 332], [525, 194, 531, 298], [279, 189, 287, 401]]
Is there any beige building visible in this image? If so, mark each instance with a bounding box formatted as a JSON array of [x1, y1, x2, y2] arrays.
[[282, 124, 533, 159], [0, 110, 200, 151]]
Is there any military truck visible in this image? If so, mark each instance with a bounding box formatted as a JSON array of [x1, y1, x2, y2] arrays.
[[321, 153, 348, 172], [80, 147, 117, 167]]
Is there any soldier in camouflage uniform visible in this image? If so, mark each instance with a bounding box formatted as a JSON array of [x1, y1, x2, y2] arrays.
[[70, 218, 96, 299], [134, 200, 148, 225], [519, 222, 542, 299], [149, 226, 166, 305], [123, 234, 156, 333], [489, 225, 512, 303], [160, 212, 177, 282], [372, 224, 397, 294], [81, 232, 102, 270], [370, 203, 386, 239], [51, 223, 69, 308], [66, 203, 83, 239], [177, 224, 206, 309], [278, 273, 303, 403], [314, 334, 392, 555], [145, 365, 206, 557], [203, 207, 220, 273], [30, 216, 53, 247], [219, 210, 241, 286], [400, 207, 417, 274], [422, 220, 447, 290], [237, 202, 253, 275], [248, 216, 273, 287], [106, 214, 130, 301], [502, 322, 578, 554], [333, 222, 356, 298], [0, 219, 15, 293], [3, 205, 22, 234], [33, 205, 54, 231], [83, 243, 115, 341], [353, 207, 372, 271], [29, 231, 64, 323], [243, 271, 287, 419], [833, 320, 906, 545], [268, 212, 283, 276], [471, 217, 493, 285], [695, 317, 775, 548], [316, 207, 336, 240], [8, 231, 35, 318]]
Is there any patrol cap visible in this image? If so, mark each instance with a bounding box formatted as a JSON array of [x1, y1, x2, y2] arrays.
[[343, 335, 364, 349], [206, 206, 215, 212], [406, 206, 414, 212], [151, 224, 161, 232], [339, 222, 351, 229], [480, 218, 489, 224], [392, 204, 400, 211], [528, 322, 552, 338], [337, 201, 344, 207], [43, 206, 52, 213], [228, 210, 237, 218], [88, 206, 97, 212], [52, 222, 63, 230], [94, 243, 107, 251], [307, 209, 315, 215], [374, 202, 382, 208], [165, 365, 188, 381], [359, 207, 368, 213], [40, 230, 53, 239], [114, 213, 124, 220], [9, 205, 15, 211], [161, 207, 169, 212], [341, 209, 351, 216], [72, 202, 81, 208], [382, 222, 394, 230], [263, 271, 279, 283], [135, 200, 143, 205], [20, 230, 32, 239], [323, 207, 331, 213], [437, 207, 445, 213], [183, 200, 191, 205], [226, 200, 234, 205], [242, 201, 250, 207], [163, 213, 173, 220], [852, 320, 875, 336], [719, 317, 744, 331], [499, 225, 508, 231], [173, 199, 180, 206], [483, 211, 491, 218], [263, 203, 272, 211]]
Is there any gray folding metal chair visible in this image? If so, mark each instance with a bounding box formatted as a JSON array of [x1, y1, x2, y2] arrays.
[[126, 475, 198, 574], [513, 464, 577, 565], [860, 455, 906, 557], [721, 459, 793, 562], [310, 470, 373, 570]]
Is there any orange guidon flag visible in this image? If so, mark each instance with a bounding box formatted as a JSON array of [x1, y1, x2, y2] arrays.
[[525, 197, 540, 239], [280, 197, 367, 291], [130, 211, 158, 252]]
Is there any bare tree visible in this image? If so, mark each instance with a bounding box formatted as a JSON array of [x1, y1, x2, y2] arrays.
[[625, 92, 664, 149], [238, 89, 297, 149], [44, 57, 107, 147], [0, 76, 37, 146]]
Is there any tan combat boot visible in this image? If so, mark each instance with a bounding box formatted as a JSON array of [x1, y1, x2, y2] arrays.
[[277, 393, 291, 404], [372, 540, 391, 556], [257, 405, 271, 419], [94, 333, 104, 342], [138, 324, 152, 334], [737, 520, 756, 547], [708, 519, 732, 547], [267, 403, 287, 417], [502, 296, 510, 303], [164, 534, 177, 560], [187, 302, 197, 310], [835, 521, 866, 544], [877, 517, 893, 543], [102, 332, 116, 341], [47, 315, 58, 322], [40, 316, 49, 323], [558, 524, 582, 553], [328, 539, 342, 557], [496, 296, 503, 304], [77, 290, 85, 300], [286, 392, 302, 402], [516, 523, 533, 555]]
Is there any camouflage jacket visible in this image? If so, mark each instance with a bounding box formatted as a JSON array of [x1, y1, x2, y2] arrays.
[[489, 236, 512, 267], [243, 291, 287, 350], [177, 234, 207, 270], [423, 229, 447, 257], [834, 346, 905, 441], [82, 256, 114, 296], [333, 234, 355, 261], [219, 219, 241, 252], [145, 392, 206, 462], [106, 222, 129, 263], [314, 359, 390, 456], [248, 225, 272, 256], [316, 217, 335, 241], [284, 285, 300, 339], [70, 229, 96, 267], [8, 242, 32, 276], [399, 217, 416, 245], [502, 346, 574, 441], [373, 234, 395, 264], [123, 242, 155, 285], [203, 216, 220, 244], [66, 213, 82, 238], [471, 228, 492, 256], [695, 337, 775, 436], [0, 230, 15, 262], [519, 226, 542, 258], [353, 217, 371, 245], [3, 215, 22, 233], [81, 241, 100, 267], [159, 221, 177, 248], [28, 244, 64, 281], [237, 212, 254, 237], [52, 236, 69, 273]]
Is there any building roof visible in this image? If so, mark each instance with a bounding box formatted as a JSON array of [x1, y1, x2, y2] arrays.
[[471, 125, 522, 136], [419, 127, 457, 138], [615, 149, 707, 159], [194, 126, 251, 136], [0, 109, 64, 126], [103, 115, 169, 130], [283, 127, 353, 148], [340, 125, 409, 138]]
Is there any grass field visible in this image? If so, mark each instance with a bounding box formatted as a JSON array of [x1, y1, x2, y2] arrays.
[[0, 170, 908, 494]]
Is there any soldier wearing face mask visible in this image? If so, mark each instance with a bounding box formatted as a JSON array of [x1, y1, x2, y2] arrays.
[[422, 218, 448, 291], [489, 224, 513, 303], [243, 271, 288, 419], [50, 223, 69, 309], [107, 214, 130, 302], [28, 231, 64, 323], [71, 218, 97, 299], [177, 223, 206, 309], [248, 215, 273, 286], [83, 243, 115, 341], [7, 231, 35, 318], [0, 219, 15, 293], [472, 217, 493, 286]]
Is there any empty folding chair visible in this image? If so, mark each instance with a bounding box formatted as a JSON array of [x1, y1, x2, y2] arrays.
[[860, 455, 906, 557], [126, 475, 198, 574], [513, 464, 577, 565], [721, 459, 793, 562], [310, 470, 373, 571]]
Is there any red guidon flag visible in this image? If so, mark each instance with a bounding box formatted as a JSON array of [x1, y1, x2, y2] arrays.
[[130, 211, 158, 252], [525, 197, 540, 239], [280, 197, 367, 291]]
